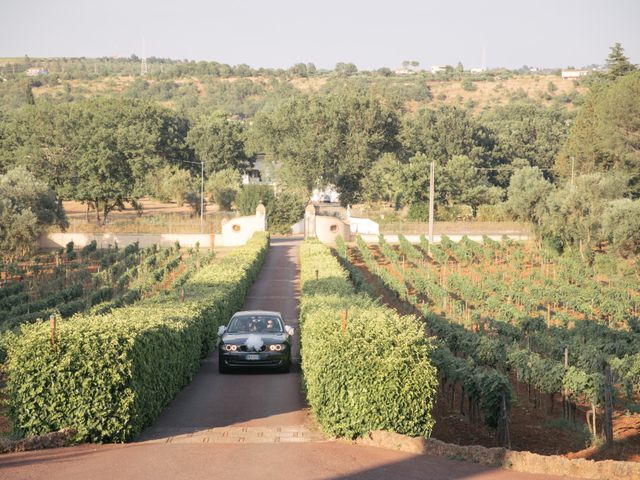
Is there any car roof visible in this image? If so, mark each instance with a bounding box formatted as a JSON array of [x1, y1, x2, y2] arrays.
[[232, 310, 282, 318]]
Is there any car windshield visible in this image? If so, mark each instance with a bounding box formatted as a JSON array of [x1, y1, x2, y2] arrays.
[[227, 315, 283, 334]]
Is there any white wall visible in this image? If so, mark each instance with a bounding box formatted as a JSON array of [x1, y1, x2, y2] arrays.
[[217, 204, 267, 247], [357, 233, 529, 243], [39, 232, 215, 249], [349, 217, 379, 235]]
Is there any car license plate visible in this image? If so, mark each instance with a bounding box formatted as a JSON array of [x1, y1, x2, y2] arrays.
[[246, 354, 260, 360]]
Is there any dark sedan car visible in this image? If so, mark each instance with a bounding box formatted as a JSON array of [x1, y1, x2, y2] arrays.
[[217, 310, 293, 373]]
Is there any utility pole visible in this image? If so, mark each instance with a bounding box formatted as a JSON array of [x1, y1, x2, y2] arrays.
[[428, 161, 435, 254], [200, 160, 204, 234]]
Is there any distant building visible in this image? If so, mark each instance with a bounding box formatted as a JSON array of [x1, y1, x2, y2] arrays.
[[469, 68, 485, 74], [430, 65, 449, 74], [561, 69, 590, 80], [25, 67, 48, 77], [242, 154, 276, 187], [394, 68, 417, 76]]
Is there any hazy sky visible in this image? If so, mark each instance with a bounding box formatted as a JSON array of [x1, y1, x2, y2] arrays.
[[2, 0, 638, 70]]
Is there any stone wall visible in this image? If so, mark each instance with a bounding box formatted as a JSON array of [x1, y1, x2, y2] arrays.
[[355, 431, 640, 480]]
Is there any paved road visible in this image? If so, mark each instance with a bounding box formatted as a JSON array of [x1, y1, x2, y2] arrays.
[[0, 237, 575, 480]]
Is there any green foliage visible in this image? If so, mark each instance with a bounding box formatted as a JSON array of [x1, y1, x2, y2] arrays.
[[149, 165, 194, 206], [299, 240, 438, 438], [602, 199, 640, 256], [235, 185, 275, 216], [5, 232, 269, 442], [248, 87, 400, 195], [0, 167, 67, 263], [557, 72, 640, 195], [0, 98, 190, 223], [186, 112, 252, 174], [505, 166, 553, 228], [461, 78, 477, 92], [205, 168, 242, 210], [267, 192, 305, 234], [606, 42, 636, 80]]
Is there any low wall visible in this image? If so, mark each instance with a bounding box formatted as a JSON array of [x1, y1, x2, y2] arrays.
[[349, 217, 379, 235], [315, 215, 351, 244], [358, 233, 529, 243], [39, 232, 214, 249], [355, 431, 640, 480]]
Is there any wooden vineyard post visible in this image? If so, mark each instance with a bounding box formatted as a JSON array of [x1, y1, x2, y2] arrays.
[[603, 363, 614, 445], [341, 310, 348, 335], [180, 288, 185, 302], [315, 269, 319, 280], [547, 304, 551, 327], [498, 392, 510, 448], [563, 346, 569, 419], [50, 314, 58, 352]]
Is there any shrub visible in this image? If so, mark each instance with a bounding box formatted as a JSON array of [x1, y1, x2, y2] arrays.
[[236, 185, 275, 216], [299, 240, 438, 438], [267, 193, 305, 234], [6, 232, 269, 442]]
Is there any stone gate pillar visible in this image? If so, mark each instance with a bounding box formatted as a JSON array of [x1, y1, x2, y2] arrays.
[[304, 203, 316, 239]]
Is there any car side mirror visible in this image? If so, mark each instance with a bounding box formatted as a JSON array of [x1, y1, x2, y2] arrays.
[[285, 325, 294, 336], [218, 325, 227, 336]]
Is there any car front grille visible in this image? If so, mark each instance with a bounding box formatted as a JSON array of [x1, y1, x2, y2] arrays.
[[239, 345, 267, 352]]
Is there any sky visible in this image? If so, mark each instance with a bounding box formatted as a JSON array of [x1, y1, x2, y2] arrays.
[[1, 0, 639, 70]]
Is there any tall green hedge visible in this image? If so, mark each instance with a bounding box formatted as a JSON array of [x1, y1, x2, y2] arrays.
[[5, 232, 269, 442], [299, 240, 438, 438]]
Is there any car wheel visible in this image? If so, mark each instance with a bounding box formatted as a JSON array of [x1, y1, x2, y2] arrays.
[[279, 360, 291, 374], [218, 354, 230, 374]]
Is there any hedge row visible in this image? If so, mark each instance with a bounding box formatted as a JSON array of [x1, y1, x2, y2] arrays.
[[5, 232, 269, 442], [299, 239, 438, 438]]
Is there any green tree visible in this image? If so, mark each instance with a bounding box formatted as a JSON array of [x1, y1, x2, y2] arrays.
[[205, 168, 242, 210], [542, 173, 629, 257], [400, 105, 495, 167], [248, 87, 401, 197], [602, 199, 640, 256], [606, 42, 636, 80], [483, 103, 569, 173], [557, 72, 640, 195], [149, 165, 193, 206], [235, 184, 275, 216], [267, 192, 305, 234], [0, 167, 67, 263], [361, 153, 403, 203], [440, 155, 502, 214], [25, 82, 35, 105], [335, 62, 358, 76], [187, 112, 252, 175], [505, 166, 553, 229]]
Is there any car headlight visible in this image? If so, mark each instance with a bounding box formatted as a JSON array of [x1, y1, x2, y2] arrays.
[[223, 344, 238, 352], [268, 344, 285, 352]]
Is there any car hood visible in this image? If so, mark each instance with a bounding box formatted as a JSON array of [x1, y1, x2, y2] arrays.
[[222, 333, 289, 345]]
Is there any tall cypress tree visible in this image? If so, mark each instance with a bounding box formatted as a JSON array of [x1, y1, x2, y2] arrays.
[[606, 42, 636, 79], [25, 82, 35, 105]]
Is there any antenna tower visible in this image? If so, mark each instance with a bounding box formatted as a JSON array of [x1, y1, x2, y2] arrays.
[[482, 45, 487, 71], [141, 37, 148, 76]]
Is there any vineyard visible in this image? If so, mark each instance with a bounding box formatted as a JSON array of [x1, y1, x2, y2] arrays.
[[0, 240, 212, 335], [336, 234, 640, 458], [3, 232, 269, 442]]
